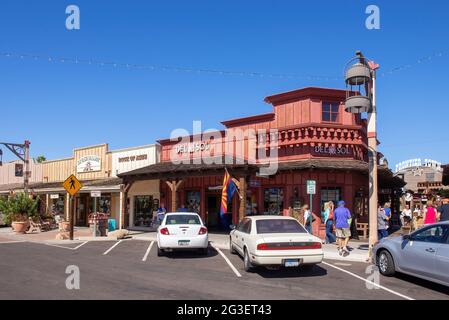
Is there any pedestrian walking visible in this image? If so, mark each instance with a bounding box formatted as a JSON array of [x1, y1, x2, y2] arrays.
[[322, 201, 336, 244], [302, 204, 313, 234], [423, 201, 437, 225], [377, 206, 389, 240], [157, 203, 167, 224], [334, 200, 351, 256], [437, 198, 449, 222], [400, 205, 412, 226]]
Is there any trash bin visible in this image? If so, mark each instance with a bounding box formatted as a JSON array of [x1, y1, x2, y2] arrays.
[[108, 219, 116, 232]]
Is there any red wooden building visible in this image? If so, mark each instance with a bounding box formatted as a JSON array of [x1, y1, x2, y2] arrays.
[[120, 87, 403, 237]]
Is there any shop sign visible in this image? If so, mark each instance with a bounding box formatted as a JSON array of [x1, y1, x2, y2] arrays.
[[77, 155, 101, 173], [312, 145, 351, 156], [50, 194, 60, 200], [307, 180, 316, 195], [118, 154, 148, 163], [176, 142, 210, 154], [91, 191, 102, 198], [15, 163, 24, 177]]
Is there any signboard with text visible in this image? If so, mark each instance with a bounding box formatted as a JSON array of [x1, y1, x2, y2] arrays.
[[307, 180, 316, 195]]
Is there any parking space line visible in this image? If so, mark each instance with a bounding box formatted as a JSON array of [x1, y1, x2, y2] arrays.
[[103, 240, 122, 255], [212, 245, 242, 278], [142, 241, 154, 262], [322, 261, 415, 300], [0, 240, 27, 245], [73, 241, 89, 250], [44, 243, 77, 250]]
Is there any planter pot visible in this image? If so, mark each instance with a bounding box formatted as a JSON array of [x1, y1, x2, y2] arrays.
[[11, 221, 30, 234], [59, 222, 71, 232]]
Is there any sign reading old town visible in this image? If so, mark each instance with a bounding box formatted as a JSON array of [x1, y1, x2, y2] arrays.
[[77, 155, 101, 173], [176, 142, 211, 154]]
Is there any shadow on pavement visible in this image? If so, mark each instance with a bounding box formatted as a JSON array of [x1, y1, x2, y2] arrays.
[[252, 264, 328, 279], [395, 272, 449, 296], [160, 246, 219, 259]]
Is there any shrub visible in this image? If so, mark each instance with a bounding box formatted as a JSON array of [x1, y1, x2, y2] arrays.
[[0, 193, 39, 225]]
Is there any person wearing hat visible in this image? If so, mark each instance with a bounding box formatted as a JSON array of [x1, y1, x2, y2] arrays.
[[334, 200, 352, 256]]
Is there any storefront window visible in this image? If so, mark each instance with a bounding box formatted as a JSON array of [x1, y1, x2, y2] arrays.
[[134, 195, 153, 228], [186, 191, 201, 214], [90, 195, 111, 214], [51, 196, 65, 216], [264, 188, 284, 215], [320, 187, 342, 211]]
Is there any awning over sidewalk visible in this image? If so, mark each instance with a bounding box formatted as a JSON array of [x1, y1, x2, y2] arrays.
[[117, 156, 259, 182], [0, 178, 124, 195]]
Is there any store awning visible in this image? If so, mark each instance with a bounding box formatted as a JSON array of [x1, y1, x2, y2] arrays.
[[0, 178, 124, 195], [118, 156, 259, 182]]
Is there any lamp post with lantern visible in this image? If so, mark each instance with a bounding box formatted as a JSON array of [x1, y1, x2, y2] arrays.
[[344, 51, 380, 257]]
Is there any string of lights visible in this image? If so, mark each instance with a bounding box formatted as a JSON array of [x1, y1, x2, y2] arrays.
[[0, 52, 340, 81], [0, 49, 448, 80]]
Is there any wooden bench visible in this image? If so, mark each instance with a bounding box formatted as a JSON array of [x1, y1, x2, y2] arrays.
[[27, 218, 44, 234], [357, 222, 369, 240]]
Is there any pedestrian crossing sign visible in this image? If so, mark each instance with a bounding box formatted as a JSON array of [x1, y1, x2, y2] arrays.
[[63, 174, 83, 196]]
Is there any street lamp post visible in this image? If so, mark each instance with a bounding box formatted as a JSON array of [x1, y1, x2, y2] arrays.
[[344, 51, 380, 258], [0, 140, 31, 194]]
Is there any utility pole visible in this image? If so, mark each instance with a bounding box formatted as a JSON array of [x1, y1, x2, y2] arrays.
[[0, 140, 31, 194]]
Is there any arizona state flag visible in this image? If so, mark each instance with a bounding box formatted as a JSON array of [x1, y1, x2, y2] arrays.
[[220, 169, 237, 215]]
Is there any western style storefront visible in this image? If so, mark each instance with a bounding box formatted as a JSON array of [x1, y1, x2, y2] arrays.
[[0, 143, 161, 231], [119, 87, 404, 236]]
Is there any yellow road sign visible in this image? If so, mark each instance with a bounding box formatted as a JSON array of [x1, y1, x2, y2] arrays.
[[63, 174, 83, 196]]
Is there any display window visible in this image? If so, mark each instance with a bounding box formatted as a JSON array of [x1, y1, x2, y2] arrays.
[[133, 195, 153, 228], [263, 188, 284, 215]]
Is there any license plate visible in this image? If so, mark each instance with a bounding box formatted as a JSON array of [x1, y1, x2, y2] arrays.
[[284, 259, 301, 267], [178, 240, 190, 246]]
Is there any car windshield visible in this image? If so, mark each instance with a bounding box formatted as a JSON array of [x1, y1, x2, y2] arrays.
[[256, 219, 307, 234], [165, 215, 201, 225]]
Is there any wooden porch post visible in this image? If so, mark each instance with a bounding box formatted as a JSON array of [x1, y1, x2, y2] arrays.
[[166, 180, 183, 212], [238, 177, 247, 222]]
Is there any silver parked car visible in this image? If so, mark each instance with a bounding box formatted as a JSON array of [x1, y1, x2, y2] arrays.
[[373, 221, 449, 287]]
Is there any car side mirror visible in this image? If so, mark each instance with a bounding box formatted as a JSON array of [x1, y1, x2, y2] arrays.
[[402, 234, 411, 241], [229, 224, 236, 230]]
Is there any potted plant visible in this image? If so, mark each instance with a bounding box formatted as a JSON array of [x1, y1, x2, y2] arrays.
[[0, 193, 39, 234]]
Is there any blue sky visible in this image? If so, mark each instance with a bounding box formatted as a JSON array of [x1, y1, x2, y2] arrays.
[[0, 0, 448, 168]]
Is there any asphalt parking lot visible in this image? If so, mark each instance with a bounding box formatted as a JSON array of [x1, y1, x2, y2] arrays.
[[0, 239, 448, 300]]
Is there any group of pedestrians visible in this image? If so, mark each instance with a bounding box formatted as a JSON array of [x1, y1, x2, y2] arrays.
[[311, 200, 354, 256]]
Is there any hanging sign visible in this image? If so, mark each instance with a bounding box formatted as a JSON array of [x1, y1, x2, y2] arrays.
[[90, 191, 102, 198]]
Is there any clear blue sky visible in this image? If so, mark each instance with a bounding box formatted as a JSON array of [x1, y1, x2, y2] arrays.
[[0, 0, 448, 168]]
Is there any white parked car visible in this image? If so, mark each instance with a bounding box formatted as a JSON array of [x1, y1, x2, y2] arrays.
[[230, 216, 324, 272], [157, 212, 209, 256]]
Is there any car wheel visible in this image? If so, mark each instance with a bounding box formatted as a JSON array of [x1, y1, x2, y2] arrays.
[[230, 238, 237, 254], [157, 246, 164, 257], [378, 250, 395, 276], [244, 248, 256, 272]]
